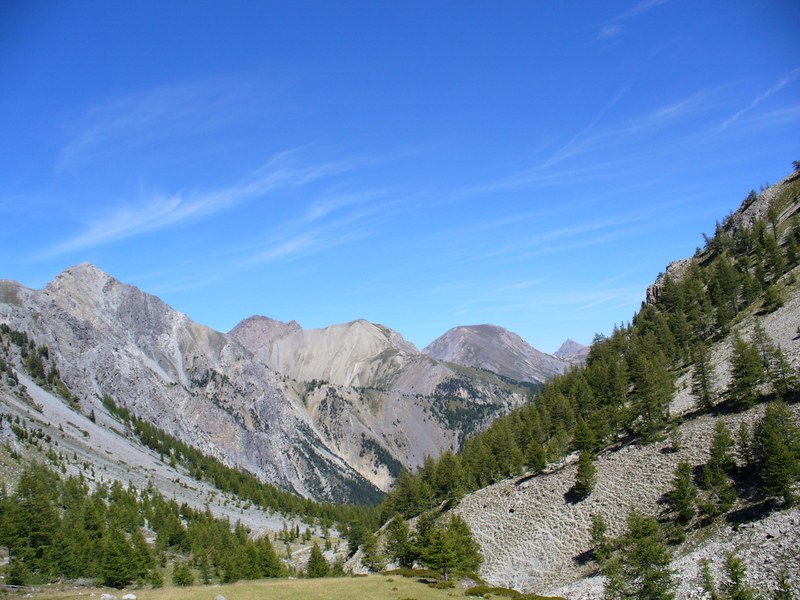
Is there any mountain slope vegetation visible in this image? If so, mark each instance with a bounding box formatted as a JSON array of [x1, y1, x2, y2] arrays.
[[371, 168, 800, 597]]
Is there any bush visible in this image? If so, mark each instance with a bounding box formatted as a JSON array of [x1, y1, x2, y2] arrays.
[[382, 567, 439, 579], [465, 584, 523, 597], [464, 586, 565, 599]]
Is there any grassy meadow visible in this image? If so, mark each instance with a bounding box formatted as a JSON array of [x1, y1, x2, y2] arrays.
[[16, 574, 483, 600]]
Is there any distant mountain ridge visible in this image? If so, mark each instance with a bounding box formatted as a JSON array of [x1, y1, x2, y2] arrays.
[[228, 316, 537, 490], [422, 324, 567, 384], [2, 265, 565, 499]]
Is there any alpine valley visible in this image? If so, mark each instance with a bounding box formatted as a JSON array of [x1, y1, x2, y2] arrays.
[[1, 169, 799, 598]]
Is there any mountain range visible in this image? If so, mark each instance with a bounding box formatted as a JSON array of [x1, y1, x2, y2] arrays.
[[0, 266, 571, 501]]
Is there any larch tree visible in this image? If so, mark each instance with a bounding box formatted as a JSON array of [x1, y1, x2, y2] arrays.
[[604, 509, 675, 600]]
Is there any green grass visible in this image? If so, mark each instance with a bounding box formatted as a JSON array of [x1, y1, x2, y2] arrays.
[[20, 574, 490, 600]]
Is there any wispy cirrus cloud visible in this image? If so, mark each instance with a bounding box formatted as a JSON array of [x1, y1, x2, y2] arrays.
[[240, 189, 407, 266], [599, 0, 669, 38], [463, 83, 734, 197], [719, 68, 800, 131], [55, 77, 285, 173], [42, 152, 353, 258]]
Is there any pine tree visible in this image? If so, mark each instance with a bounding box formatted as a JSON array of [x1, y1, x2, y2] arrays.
[[360, 531, 385, 572], [590, 513, 610, 565], [573, 451, 597, 500], [434, 451, 465, 503], [723, 552, 755, 600], [101, 524, 136, 588], [766, 344, 797, 399], [762, 284, 785, 312], [6, 463, 62, 578], [422, 527, 458, 582], [752, 401, 800, 505], [727, 333, 765, 409], [172, 560, 194, 587], [700, 559, 721, 600], [604, 510, 675, 600], [390, 471, 425, 518], [763, 233, 785, 282], [628, 347, 673, 440], [526, 440, 546, 473], [669, 460, 698, 523], [701, 421, 737, 515], [307, 541, 329, 577], [707, 421, 736, 474], [384, 515, 417, 568], [573, 418, 597, 453], [421, 514, 481, 582], [255, 534, 284, 577], [785, 232, 799, 267], [691, 343, 716, 411], [446, 514, 482, 575]]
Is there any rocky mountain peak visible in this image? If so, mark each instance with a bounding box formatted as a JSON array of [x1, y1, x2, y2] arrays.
[[553, 338, 583, 357], [229, 315, 302, 354], [423, 324, 567, 384], [553, 338, 589, 366]]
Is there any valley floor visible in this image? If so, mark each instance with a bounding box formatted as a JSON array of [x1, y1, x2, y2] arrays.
[[7, 574, 507, 600]]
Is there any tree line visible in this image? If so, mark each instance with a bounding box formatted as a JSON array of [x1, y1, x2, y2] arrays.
[[380, 180, 800, 522], [0, 462, 286, 587], [99, 394, 381, 532]]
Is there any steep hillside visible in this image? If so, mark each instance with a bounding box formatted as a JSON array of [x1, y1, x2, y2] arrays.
[[373, 169, 800, 597], [423, 324, 567, 384], [461, 171, 800, 596], [0, 368, 287, 537], [0, 264, 378, 503]]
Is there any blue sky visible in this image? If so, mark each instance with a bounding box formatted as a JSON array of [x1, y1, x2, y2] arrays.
[[1, 1, 798, 353]]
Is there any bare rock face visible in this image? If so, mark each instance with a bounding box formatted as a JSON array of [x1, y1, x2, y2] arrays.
[[423, 324, 567, 384], [0, 263, 378, 503], [234, 319, 421, 390], [228, 315, 301, 355], [724, 170, 800, 236]]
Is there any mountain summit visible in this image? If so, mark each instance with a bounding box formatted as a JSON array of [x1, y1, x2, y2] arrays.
[[553, 338, 589, 365], [423, 324, 567, 384]]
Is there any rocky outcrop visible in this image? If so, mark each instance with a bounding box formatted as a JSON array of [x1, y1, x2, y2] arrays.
[[234, 318, 422, 390], [645, 257, 693, 305], [723, 170, 800, 237], [228, 315, 301, 354], [423, 324, 567, 384]]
